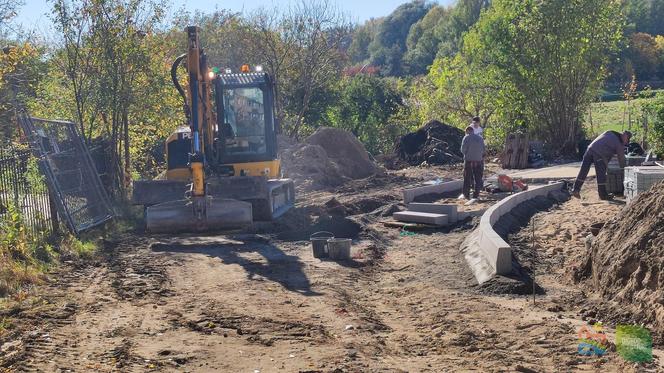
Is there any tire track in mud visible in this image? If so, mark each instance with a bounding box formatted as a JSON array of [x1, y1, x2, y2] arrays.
[[105, 237, 175, 301], [1, 235, 182, 372]]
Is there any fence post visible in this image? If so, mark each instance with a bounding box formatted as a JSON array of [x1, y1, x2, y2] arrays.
[[48, 190, 59, 234]]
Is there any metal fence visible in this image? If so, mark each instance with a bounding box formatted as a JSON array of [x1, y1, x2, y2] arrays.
[[17, 115, 115, 235], [0, 147, 56, 237]]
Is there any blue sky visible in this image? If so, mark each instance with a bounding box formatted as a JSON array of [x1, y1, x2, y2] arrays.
[[15, 0, 455, 32]]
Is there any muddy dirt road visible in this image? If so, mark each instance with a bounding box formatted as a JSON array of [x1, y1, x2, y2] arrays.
[[1, 172, 661, 372]]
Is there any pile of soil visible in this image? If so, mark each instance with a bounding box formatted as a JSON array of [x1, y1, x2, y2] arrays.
[[391, 120, 465, 168], [585, 180, 664, 331], [279, 127, 381, 190]]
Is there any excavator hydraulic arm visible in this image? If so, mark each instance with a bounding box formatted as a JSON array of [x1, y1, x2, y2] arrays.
[[144, 26, 253, 233]]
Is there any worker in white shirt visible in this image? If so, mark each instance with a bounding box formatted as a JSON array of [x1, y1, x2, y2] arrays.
[[471, 116, 483, 138]]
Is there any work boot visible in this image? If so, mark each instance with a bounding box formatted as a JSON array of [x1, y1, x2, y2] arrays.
[[597, 185, 613, 201]]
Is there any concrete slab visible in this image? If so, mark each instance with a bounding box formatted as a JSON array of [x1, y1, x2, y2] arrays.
[[460, 230, 496, 284], [393, 211, 448, 226], [403, 180, 463, 203], [457, 211, 475, 221], [408, 203, 458, 223], [498, 162, 593, 183]]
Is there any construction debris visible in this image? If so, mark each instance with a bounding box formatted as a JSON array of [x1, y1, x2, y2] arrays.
[[388, 120, 464, 168], [584, 180, 664, 334]]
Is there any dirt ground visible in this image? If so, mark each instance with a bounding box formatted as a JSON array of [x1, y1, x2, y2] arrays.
[[1, 167, 662, 372]]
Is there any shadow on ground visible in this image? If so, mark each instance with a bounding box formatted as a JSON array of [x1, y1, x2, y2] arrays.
[[151, 238, 323, 297]]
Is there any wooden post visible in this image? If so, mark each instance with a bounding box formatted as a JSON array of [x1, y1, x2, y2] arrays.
[[48, 190, 59, 235]]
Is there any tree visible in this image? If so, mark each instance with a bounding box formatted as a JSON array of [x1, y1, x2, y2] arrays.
[[432, 0, 490, 59], [249, 0, 350, 138], [0, 43, 42, 141], [347, 18, 381, 64], [325, 74, 404, 153], [367, 0, 431, 76], [403, 5, 448, 75], [47, 0, 173, 195], [414, 54, 526, 148], [626, 32, 660, 80], [465, 0, 623, 154], [645, 92, 664, 156], [0, 0, 21, 34], [175, 10, 257, 71]]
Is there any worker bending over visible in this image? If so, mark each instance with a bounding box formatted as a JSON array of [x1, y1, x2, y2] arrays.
[[572, 130, 631, 200], [461, 126, 485, 200]]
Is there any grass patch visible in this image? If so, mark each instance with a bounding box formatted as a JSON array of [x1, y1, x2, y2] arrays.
[[60, 236, 97, 259], [586, 96, 657, 138], [0, 203, 99, 299]]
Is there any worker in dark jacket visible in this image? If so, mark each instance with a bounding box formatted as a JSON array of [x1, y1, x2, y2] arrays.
[[461, 126, 485, 200], [572, 130, 631, 200]]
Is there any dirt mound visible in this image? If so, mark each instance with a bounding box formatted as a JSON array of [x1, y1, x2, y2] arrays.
[[279, 128, 380, 190], [392, 120, 465, 168], [585, 180, 664, 331]]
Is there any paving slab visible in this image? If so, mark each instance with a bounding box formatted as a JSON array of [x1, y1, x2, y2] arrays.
[[402, 180, 463, 203], [393, 211, 448, 226], [408, 203, 458, 223]]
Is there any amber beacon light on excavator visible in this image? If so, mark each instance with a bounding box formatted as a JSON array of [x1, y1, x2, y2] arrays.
[[132, 26, 295, 233]]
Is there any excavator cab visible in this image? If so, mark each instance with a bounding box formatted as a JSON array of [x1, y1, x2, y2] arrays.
[[132, 27, 294, 233], [210, 72, 280, 177]]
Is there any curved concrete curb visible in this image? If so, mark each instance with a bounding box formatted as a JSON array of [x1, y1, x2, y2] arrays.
[[461, 182, 566, 284]]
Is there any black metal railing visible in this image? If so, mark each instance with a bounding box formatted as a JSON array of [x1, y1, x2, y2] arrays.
[[0, 147, 56, 238]]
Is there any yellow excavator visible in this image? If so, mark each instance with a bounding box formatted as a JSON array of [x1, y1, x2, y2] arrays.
[[132, 26, 295, 232]]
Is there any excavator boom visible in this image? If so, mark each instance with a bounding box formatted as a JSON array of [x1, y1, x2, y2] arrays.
[[143, 26, 254, 233]]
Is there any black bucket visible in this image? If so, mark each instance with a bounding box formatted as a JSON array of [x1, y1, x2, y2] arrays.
[[310, 231, 334, 258]]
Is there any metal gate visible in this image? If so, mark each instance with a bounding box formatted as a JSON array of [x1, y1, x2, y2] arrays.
[[17, 114, 115, 234], [0, 147, 56, 237]]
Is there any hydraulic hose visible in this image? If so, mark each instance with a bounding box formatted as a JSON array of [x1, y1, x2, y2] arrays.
[[171, 54, 189, 120]]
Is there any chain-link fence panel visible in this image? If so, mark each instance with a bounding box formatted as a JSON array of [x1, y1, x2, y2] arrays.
[[18, 114, 114, 234]]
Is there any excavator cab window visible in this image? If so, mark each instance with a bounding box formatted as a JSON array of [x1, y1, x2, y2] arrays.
[[212, 72, 277, 165], [221, 87, 267, 156]]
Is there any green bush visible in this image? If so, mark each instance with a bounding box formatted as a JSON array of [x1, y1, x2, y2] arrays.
[[644, 92, 664, 156], [325, 75, 408, 154]]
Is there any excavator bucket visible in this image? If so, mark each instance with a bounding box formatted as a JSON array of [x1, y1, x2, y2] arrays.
[[146, 197, 253, 233]]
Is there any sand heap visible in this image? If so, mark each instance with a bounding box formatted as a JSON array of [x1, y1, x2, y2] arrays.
[[586, 180, 664, 330], [279, 127, 380, 190], [393, 120, 465, 167]]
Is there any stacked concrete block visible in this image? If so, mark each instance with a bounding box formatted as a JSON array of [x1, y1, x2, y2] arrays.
[[393, 211, 449, 226], [392, 202, 469, 227], [624, 166, 664, 203], [408, 203, 458, 223], [402, 180, 463, 203]]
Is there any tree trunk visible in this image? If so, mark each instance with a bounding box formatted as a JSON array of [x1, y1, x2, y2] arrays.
[[123, 109, 130, 192]]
